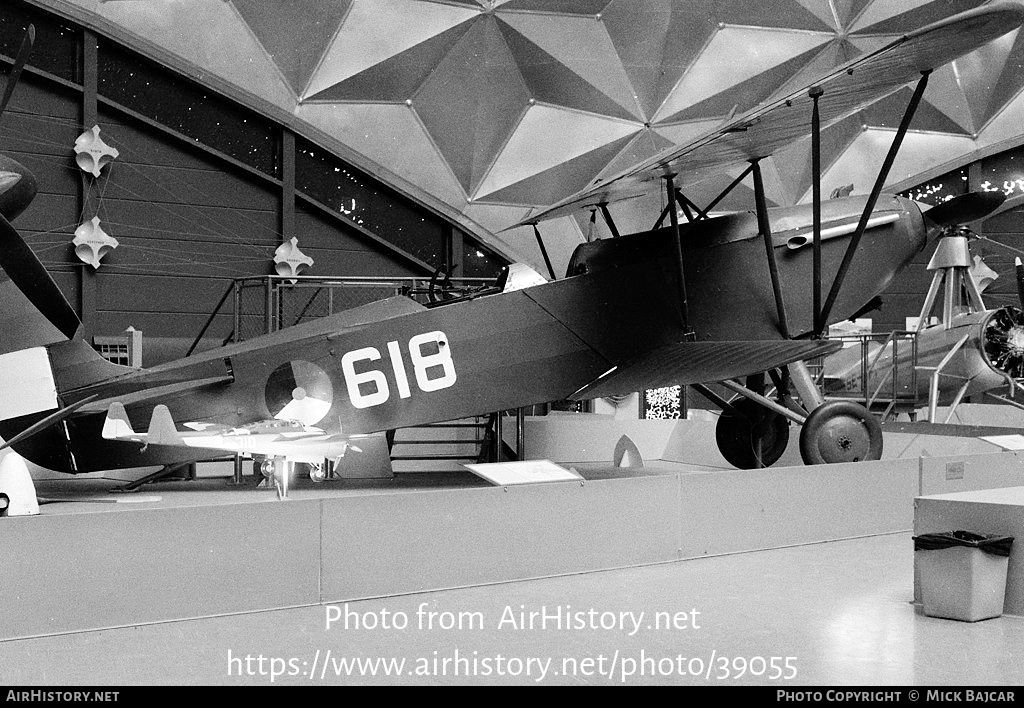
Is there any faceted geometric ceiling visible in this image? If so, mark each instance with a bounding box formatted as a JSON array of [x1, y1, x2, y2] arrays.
[[37, 0, 1024, 273]]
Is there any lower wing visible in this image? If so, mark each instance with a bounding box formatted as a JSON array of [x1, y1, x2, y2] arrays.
[[570, 339, 840, 400]]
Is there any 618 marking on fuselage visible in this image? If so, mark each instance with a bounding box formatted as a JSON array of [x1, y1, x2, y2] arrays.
[[341, 331, 456, 409]]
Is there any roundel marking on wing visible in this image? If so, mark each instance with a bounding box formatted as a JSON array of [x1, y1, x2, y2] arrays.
[[265, 360, 333, 426]]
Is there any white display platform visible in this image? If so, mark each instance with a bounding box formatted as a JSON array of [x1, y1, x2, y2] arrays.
[[3, 436, 1024, 640]]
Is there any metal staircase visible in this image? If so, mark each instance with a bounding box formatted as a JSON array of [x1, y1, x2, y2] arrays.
[[388, 415, 497, 473]]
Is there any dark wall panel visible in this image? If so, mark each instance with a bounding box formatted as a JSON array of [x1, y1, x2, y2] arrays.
[[295, 204, 420, 277], [96, 109, 249, 173], [96, 274, 233, 315], [0, 76, 79, 158], [96, 237, 272, 278], [94, 198, 279, 247]]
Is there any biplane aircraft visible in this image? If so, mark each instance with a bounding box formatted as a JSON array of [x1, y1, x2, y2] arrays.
[[0, 6, 1022, 494]]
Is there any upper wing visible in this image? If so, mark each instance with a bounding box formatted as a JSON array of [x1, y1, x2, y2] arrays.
[[514, 4, 1024, 226], [569, 339, 841, 400]]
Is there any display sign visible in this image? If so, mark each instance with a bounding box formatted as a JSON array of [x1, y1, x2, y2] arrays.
[[463, 460, 582, 486]]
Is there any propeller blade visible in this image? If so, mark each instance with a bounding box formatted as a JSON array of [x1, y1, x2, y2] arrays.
[[0, 25, 35, 122], [1016, 257, 1024, 311], [922, 191, 1005, 227], [0, 212, 81, 339]]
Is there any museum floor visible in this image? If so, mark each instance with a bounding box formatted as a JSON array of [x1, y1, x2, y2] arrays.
[[0, 532, 1020, 685]]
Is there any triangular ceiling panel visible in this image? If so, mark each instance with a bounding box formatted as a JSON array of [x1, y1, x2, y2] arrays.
[[61, 0, 1024, 251], [230, 0, 351, 97], [496, 19, 639, 120], [413, 16, 532, 196], [477, 135, 637, 206], [474, 104, 640, 200], [654, 26, 832, 122], [716, 0, 834, 31], [600, 0, 720, 121], [793, 0, 841, 30], [859, 86, 973, 135], [832, 0, 875, 30], [769, 39, 863, 100], [303, 0, 477, 98], [499, 0, 614, 13], [955, 28, 1023, 132], [97, 0, 295, 110], [817, 129, 976, 203], [498, 12, 641, 119], [303, 21, 474, 102], [593, 129, 675, 184], [295, 103, 468, 207], [975, 89, 1024, 150], [917, 63, 976, 135], [851, 0, 986, 34]]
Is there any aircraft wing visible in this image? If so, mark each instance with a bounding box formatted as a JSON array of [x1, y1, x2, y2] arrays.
[[101, 402, 363, 463], [569, 339, 841, 400], [514, 4, 1024, 225]]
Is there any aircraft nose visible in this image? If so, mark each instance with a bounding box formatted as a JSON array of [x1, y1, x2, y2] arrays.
[[0, 155, 37, 222]]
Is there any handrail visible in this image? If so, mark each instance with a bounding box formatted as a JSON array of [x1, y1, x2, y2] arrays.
[[916, 332, 971, 423], [825, 329, 921, 418], [191, 274, 501, 348]]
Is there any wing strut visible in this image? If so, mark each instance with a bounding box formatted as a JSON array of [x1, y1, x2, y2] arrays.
[[665, 174, 691, 333], [810, 86, 824, 336], [677, 193, 696, 223], [702, 163, 755, 217], [818, 70, 931, 330], [598, 203, 621, 238], [531, 224, 557, 280], [653, 190, 701, 230], [750, 159, 791, 339]]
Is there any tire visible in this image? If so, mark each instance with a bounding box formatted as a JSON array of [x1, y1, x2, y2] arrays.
[[715, 398, 790, 469], [799, 400, 883, 465]]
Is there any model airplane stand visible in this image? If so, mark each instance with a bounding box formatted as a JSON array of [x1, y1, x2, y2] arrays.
[[0, 451, 39, 516]]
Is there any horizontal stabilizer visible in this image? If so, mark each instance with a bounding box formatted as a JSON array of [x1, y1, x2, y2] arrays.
[[102, 402, 135, 439], [146, 405, 182, 446], [571, 339, 841, 400]]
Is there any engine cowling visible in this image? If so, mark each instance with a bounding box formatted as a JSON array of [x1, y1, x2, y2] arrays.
[[981, 306, 1024, 380]]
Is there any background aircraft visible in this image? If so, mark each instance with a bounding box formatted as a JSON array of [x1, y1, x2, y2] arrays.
[[822, 217, 1024, 423], [0, 6, 1021, 488]]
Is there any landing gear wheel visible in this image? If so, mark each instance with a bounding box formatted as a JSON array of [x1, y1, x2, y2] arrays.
[[258, 459, 274, 479], [308, 463, 326, 483], [799, 400, 883, 465], [715, 398, 790, 469]]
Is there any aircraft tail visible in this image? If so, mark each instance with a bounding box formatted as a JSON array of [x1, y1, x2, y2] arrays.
[[146, 405, 183, 446], [102, 402, 135, 439]]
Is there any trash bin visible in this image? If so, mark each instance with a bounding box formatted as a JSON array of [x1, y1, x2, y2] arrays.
[[913, 531, 1014, 622]]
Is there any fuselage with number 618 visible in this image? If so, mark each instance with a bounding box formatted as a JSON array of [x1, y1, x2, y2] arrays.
[[0, 193, 936, 474]]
